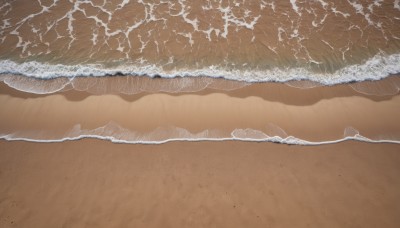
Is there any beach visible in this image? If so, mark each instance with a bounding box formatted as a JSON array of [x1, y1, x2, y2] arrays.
[[1, 140, 400, 228], [1, 0, 400, 227], [1, 76, 400, 227], [1, 76, 400, 143]]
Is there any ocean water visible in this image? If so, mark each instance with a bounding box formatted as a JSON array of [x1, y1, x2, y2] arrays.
[[0, 0, 399, 83], [0, 0, 400, 144]]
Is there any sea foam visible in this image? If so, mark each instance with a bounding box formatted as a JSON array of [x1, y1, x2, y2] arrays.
[[0, 53, 399, 85], [0, 122, 399, 145]]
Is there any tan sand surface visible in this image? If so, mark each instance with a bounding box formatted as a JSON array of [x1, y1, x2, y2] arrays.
[[0, 80, 399, 142], [0, 140, 399, 228]]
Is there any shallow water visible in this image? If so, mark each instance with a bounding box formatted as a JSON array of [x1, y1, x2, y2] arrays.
[[1, 73, 399, 96], [0, 0, 400, 83]]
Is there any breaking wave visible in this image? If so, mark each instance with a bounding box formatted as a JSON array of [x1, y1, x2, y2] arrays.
[[1, 53, 400, 85]]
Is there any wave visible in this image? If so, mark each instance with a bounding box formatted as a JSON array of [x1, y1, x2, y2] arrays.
[[1, 73, 399, 97], [1, 53, 400, 86], [0, 74, 250, 95], [349, 76, 400, 96], [0, 122, 399, 145]]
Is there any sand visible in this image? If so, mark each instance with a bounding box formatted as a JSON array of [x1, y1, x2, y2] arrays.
[[0, 140, 399, 228], [1, 78, 400, 142], [0, 77, 400, 227], [1, 1, 400, 227]]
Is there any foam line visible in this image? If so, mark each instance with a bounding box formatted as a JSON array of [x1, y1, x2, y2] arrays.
[[0, 53, 399, 85], [0, 123, 399, 145], [1, 133, 399, 146]]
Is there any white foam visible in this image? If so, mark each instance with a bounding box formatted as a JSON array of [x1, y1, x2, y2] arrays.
[[347, 0, 364, 15], [0, 53, 399, 85], [395, 0, 400, 10], [0, 122, 398, 145], [331, 7, 350, 18], [117, 0, 130, 9], [231, 128, 270, 140], [290, 0, 301, 15], [344, 126, 360, 137]]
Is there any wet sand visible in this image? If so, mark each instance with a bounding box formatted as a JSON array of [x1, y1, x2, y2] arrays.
[[0, 140, 399, 228], [0, 77, 399, 142]]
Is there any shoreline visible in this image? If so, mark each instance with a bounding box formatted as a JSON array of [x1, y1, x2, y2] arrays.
[[1, 77, 399, 143], [1, 52, 400, 86], [1, 1, 400, 227], [1, 73, 399, 96], [2, 136, 400, 146]]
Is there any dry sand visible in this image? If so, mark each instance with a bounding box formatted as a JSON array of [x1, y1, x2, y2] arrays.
[[0, 140, 399, 228]]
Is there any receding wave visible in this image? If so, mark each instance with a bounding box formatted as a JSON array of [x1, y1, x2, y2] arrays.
[[1, 72, 399, 97], [1, 53, 400, 86], [0, 73, 250, 95], [1, 122, 399, 145], [349, 76, 400, 96]]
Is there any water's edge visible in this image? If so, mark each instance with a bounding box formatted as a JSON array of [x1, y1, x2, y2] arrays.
[[1, 123, 399, 146], [1, 53, 400, 85]]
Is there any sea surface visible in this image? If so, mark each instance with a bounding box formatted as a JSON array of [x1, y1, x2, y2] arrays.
[[0, 0, 399, 144]]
